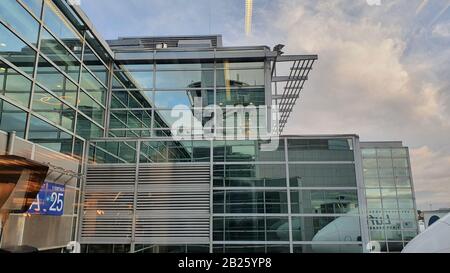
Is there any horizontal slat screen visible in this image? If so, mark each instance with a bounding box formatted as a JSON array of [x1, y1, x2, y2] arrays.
[[80, 164, 210, 245]]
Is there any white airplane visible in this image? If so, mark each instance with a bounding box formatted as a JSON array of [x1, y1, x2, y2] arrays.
[[402, 213, 450, 253], [274, 207, 416, 253]]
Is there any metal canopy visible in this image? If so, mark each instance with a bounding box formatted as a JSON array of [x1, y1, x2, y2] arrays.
[[271, 54, 318, 133]]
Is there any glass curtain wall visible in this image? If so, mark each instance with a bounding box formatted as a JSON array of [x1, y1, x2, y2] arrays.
[[86, 137, 365, 253], [0, 0, 113, 244], [0, 0, 112, 157], [362, 145, 418, 252]]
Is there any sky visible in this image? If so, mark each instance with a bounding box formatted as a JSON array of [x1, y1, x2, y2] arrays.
[[79, 0, 450, 210]]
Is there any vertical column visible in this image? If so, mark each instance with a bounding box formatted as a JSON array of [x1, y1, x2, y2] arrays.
[[284, 138, 293, 253], [130, 140, 141, 252], [353, 136, 370, 252]]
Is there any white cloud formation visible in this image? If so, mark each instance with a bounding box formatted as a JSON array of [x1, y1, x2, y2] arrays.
[[254, 0, 450, 209]]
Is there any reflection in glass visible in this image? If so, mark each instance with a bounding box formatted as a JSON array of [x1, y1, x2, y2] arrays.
[[40, 28, 80, 82], [28, 115, 73, 155], [78, 90, 104, 124], [43, 2, 83, 57], [0, 99, 27, 138], [291, 216, 362, 241], [80, 68, 106, 105], [290, 190, 358, 214], [0, 0, 40, 43], [213, 164, 286, 187], [0, 62, 32, 107], [0, 25, 36, 75], [32, 85, 75, 131], [36, 57, 78, 106], [289, 164, 357, 187]]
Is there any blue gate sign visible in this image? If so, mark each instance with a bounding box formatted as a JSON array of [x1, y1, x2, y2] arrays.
[[28, 182, 65, 216]]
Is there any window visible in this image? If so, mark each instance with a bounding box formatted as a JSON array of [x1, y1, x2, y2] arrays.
[[80, 68, 106, 105], [40, 28, 80, 82], [213, 216, 289, 242], [28, 115, 73, 155], [287, 139, 354, 161], [292, 216, 361, 241], [36, 56, 78, 106], [43, 1, 82, 57], [155, 70, 213, 89], [291, 190, 359, 214], [213, 164, 287, 187], [216, 68, 265, 87], [0, 99, 27, 138], [0, 0, 40, 43], [289, 164, 357, 187], [0, 25, 36, 75], [76, 113, 103, 139], [32, 85, 75, 131], [21, 0, 43, 18], [78, 90, 104, 124], [213, 190, 288, 214], [83, 45, 108, 86], [0, 62, 32, 107]]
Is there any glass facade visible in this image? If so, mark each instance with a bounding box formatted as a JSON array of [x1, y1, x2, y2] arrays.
[[85, 137, 365, 253], [0, 0, 418, 254], [361, 143, 419, 252]]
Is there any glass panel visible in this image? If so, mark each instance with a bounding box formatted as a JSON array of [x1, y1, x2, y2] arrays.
[[36, 56, 78, 106], [85, 30, 112, 65], [289, 164, 357, 187], [155, 90, 214, 108], [80, 68, 106, 105], [0, 0, 40, 43], [32, 85, 75, 131], [21, 0, 43, 18], [0, 99, 27, 138], [28, 115, 73, 155], [78, 90, 104, 124], [213, 164, 287, 187], [43, 2, 83, 57], [365, 188, 381, 199], [0, 62, 32, 107], [393, 158, 408, 168], [361, 148, 376, 158], [0, 25, 36, 75], [377, 148, 392, 157], [392, 148, 407, 157], [83, 45, 108, 86], [155, 70, 213, 89], [76, 113, 103, 139], [213, 140, 285, 162], [213, 216, 289, 241], [396, 177, 411, 187], [120, 71, 153, 90], [216, 88, 265, 106], [291, 190, 359, 214], [287, 139, 354, 161], [292, 216, 362, 241], [40, 28, 80, 82], [213, 190, 288, 214], [217, 68, 265, 87]]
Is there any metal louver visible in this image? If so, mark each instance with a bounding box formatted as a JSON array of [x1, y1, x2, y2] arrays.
[[80, 164, 210, 245]]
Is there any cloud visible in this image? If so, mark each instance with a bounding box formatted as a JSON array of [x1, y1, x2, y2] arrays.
[[410, 146, 450, 209], [254, 0, 450, 208], [432, 22, 450, 37]]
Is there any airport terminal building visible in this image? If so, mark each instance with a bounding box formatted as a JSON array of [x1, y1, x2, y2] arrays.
[[0, 0, 419, 253]]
